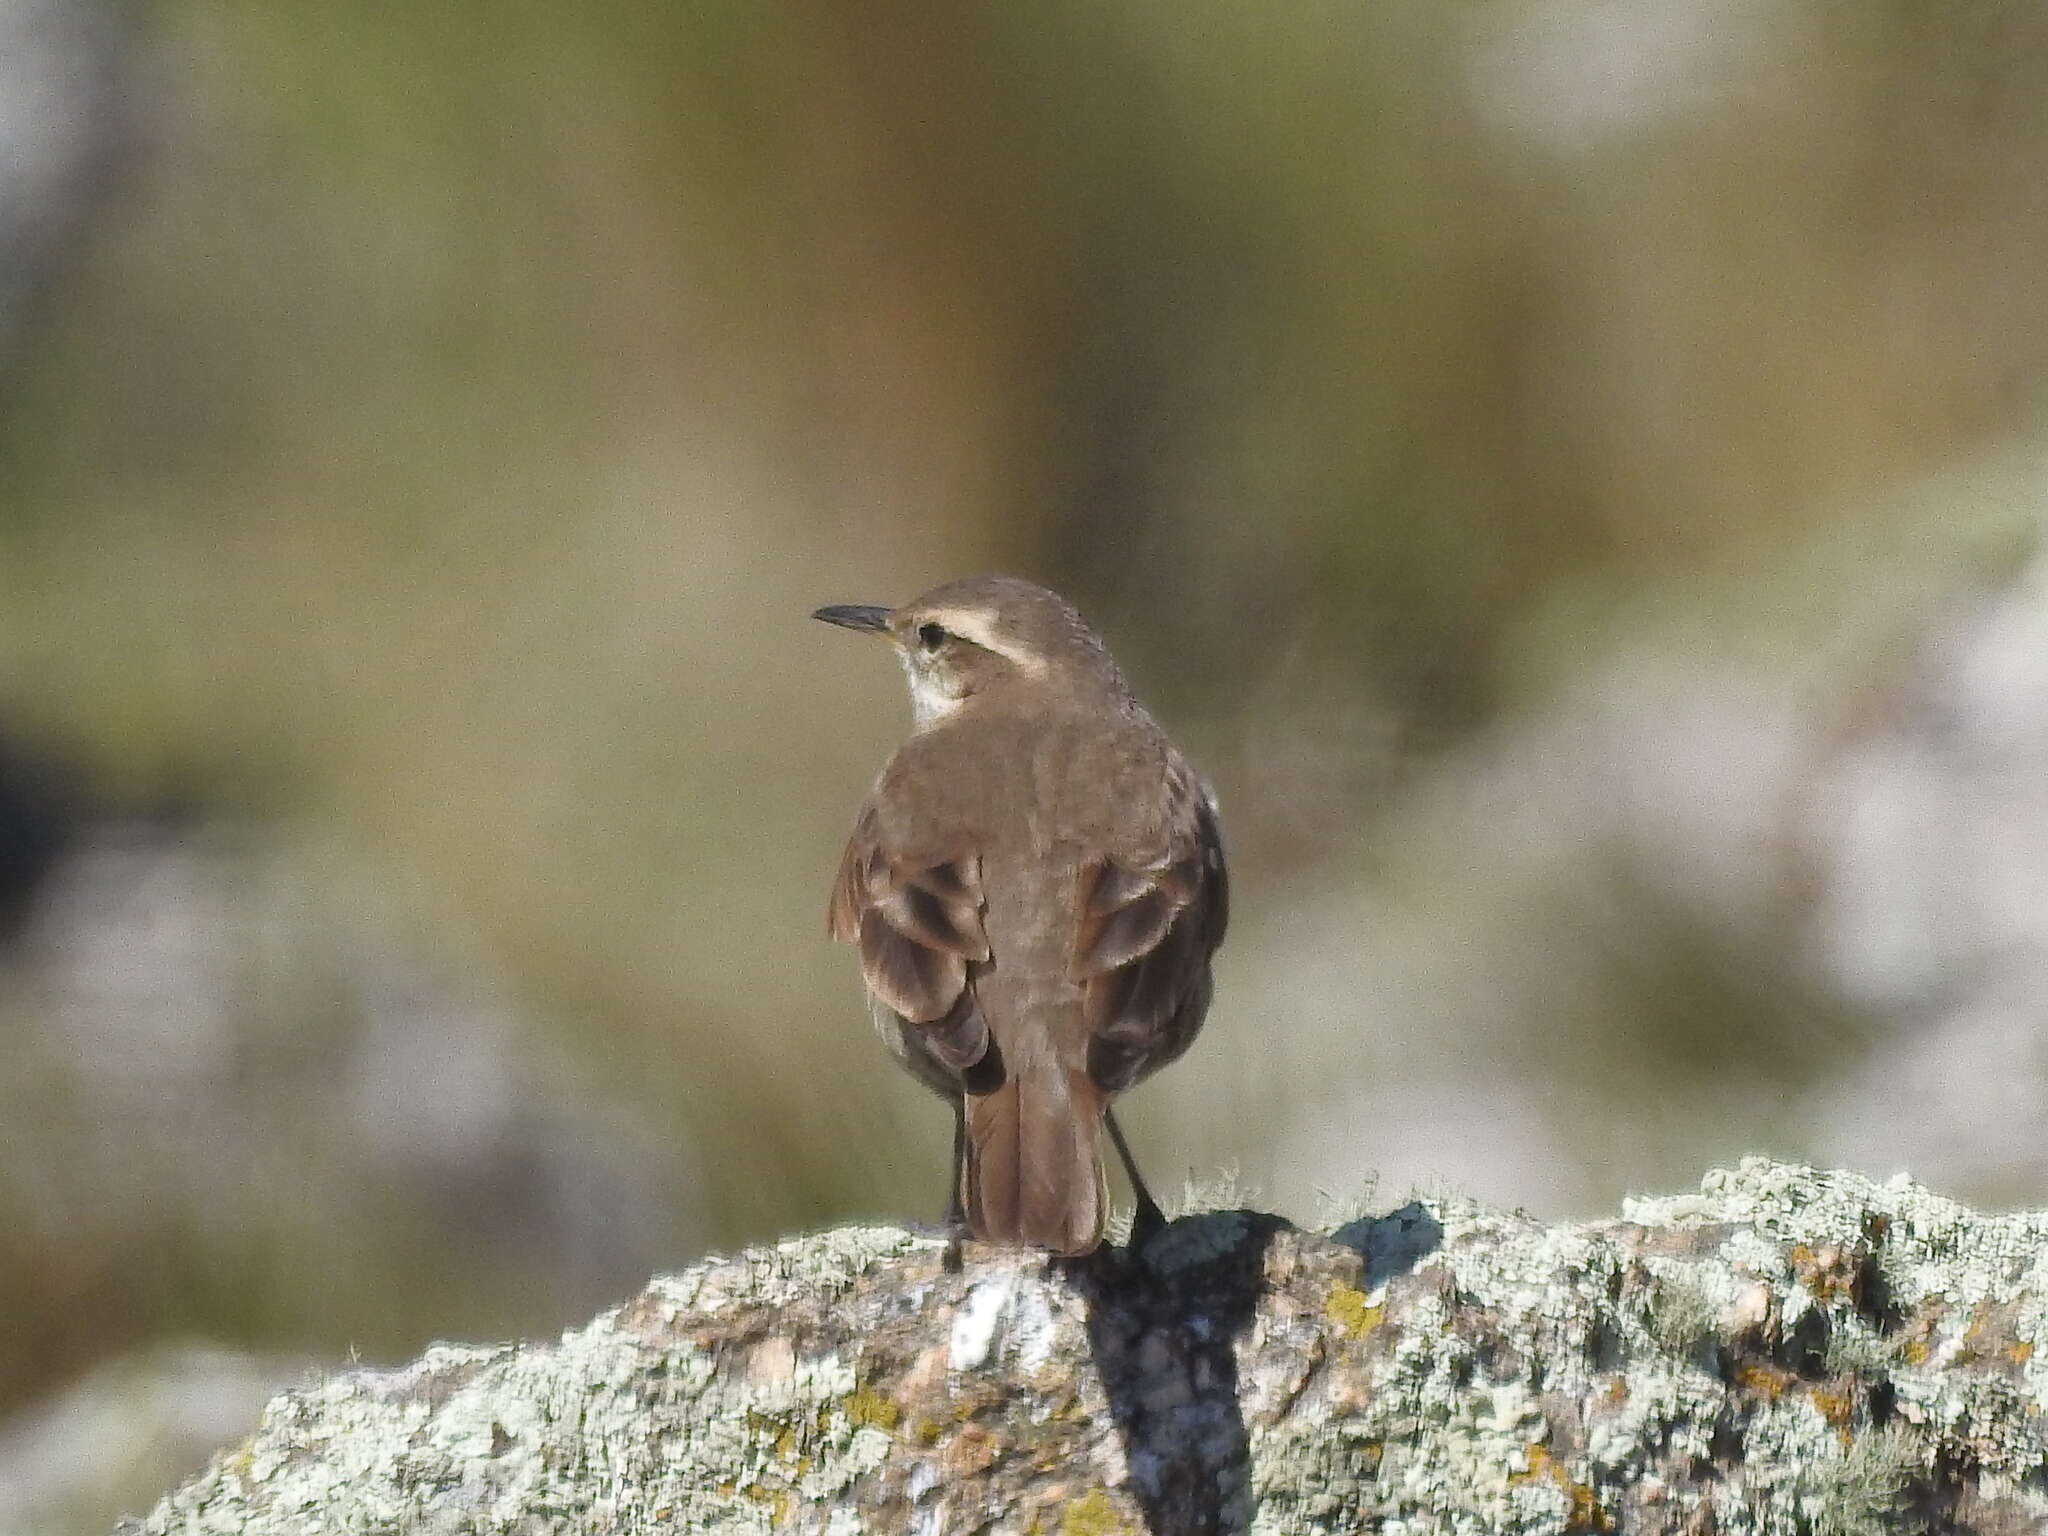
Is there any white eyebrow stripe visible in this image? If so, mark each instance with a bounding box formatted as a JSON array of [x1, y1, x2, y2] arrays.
[[921, 608, 1048, 675]]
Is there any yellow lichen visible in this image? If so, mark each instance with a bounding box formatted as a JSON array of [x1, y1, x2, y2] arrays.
[[1892, 1299, 1945, 1366], [739, 1481, 797, 1526], [1060, 1487, 1137, 1536], [1960, 1308, 1992, 1362], [1808, 1386, 1855, 1445], [1513, 1444, 1612, 1532], [1788, 1242, 1860, 1305], [1325, 1284, 1384, 1340], [1958, 1304, 2031, 1368], [1736, 1361, 1797, 1400], [844, 1383, 901, 1433], [743, 1406, 809, 1463]]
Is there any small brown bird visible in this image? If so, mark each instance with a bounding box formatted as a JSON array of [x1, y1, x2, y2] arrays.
[[816, 576, 1227, 1260]]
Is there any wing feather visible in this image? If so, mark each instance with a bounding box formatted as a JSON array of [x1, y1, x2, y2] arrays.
[[829, 809, 992, 1050], [1073, 872, 1184, 975], [1077, 766, 1228, 1093]]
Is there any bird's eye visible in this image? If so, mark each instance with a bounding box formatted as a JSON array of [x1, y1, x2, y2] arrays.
[[917, 622, 947, 651]]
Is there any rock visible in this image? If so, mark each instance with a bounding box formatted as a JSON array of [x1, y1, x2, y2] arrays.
[[124, 1161, 2048, 1534]]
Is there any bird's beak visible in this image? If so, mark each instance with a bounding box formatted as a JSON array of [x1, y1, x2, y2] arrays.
[[812, 604, 894, 636]]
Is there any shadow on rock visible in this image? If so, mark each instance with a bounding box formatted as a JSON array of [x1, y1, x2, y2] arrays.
[[1065, 1210, 1290, 1536], [1330, 1200, 1444, 1287]]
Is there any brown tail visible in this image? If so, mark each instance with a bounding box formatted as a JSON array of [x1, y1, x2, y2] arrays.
[[963, 1064, 1107, 1255]]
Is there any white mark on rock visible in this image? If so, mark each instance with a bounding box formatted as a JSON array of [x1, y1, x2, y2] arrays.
[[949, 1276, 1015, 1371]]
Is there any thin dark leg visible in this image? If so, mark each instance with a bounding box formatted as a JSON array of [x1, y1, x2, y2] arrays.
[[942, 1096, 968, 1273], [1105, 1107, 1167, 1249]]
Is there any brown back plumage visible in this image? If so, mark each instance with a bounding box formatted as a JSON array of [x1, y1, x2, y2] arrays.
[[822, 576, 1227, 1255]]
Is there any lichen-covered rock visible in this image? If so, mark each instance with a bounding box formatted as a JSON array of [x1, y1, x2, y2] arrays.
[[124, 1161, 2048, 1535]]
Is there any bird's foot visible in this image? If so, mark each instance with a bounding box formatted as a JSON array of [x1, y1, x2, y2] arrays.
[[940, 1202, 969, 1273]]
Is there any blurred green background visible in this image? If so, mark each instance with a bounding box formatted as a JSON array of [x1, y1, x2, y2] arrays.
[[9, 0, 2048, 1527]]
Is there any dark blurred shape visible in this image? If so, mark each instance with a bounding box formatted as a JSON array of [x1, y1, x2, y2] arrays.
[[0, 733, 74, 940]]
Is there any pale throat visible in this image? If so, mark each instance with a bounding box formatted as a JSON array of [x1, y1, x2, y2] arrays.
[[902, 655, 966, 728]]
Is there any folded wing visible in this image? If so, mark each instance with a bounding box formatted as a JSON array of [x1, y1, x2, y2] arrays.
[[830, 807, 992, 1076], [1072, 767, 1228, 1093]]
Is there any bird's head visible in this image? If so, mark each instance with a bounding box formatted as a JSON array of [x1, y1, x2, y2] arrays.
[[814, 575, 1127, 728]]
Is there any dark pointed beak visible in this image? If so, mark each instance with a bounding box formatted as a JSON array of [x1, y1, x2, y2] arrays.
[[812, 604, 893, 635]]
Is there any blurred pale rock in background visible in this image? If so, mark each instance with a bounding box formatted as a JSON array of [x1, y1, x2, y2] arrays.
[[0, 0, 130, 355], [0, 1345, 293, 1536], [1802, 538, 2048, 1196], [0, 826, 698, 1491], [1468, 0, 1777, 147]]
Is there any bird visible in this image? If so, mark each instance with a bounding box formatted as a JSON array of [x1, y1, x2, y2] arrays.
[[814, 575, 1227, 1262]]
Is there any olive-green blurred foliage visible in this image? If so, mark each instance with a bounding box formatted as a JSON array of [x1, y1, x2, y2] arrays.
[[6, 0, 2048, 1448]]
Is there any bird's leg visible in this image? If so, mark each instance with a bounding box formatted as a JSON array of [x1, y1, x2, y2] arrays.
[[942, 1095, 968, 1273], [1105, 1108, 1167, 1250]]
